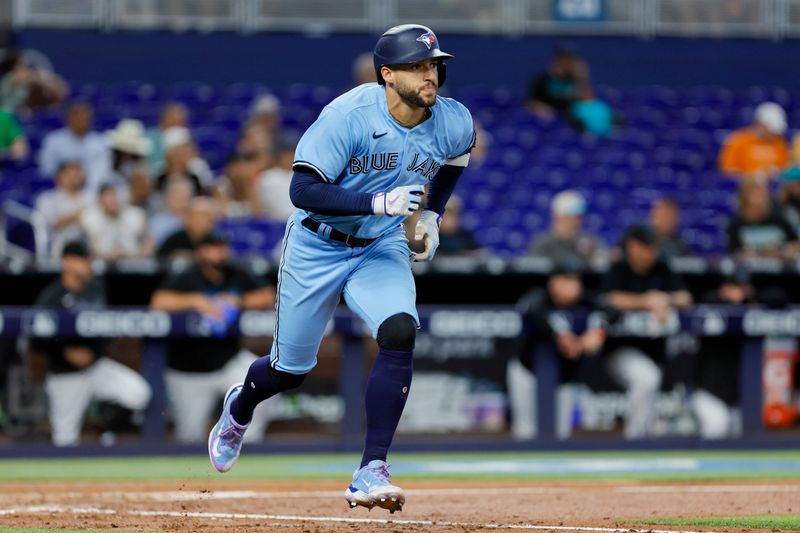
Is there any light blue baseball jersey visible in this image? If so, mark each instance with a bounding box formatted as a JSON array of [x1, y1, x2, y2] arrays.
[[293, 83, 475, 238]]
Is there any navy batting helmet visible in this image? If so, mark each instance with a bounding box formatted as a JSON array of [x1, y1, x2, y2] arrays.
[[373, 24, 454, 87]]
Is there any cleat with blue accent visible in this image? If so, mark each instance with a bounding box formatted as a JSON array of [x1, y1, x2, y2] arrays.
[[208, 384, 248, 473], [344, 460, 405, 513]]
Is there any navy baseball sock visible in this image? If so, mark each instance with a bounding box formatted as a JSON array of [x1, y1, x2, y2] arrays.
[[230, 356, 279, 426], [360, 348, 413, 468]]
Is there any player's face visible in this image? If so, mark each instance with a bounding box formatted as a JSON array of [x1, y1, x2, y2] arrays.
[[197, 243, 230, 271], [61, 255, 92, 291], [626, 239, 658, 273], [390, 59, 439, 108], [548, 274, 582, 307]]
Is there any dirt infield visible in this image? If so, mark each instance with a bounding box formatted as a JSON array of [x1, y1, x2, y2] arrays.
[[0, 479, 798, 532]]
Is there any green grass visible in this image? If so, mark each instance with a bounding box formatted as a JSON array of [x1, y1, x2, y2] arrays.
[[626, 515, 800, 530], [0, 450, 798, 482]]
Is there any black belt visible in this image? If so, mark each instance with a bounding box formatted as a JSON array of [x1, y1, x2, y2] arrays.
[[301, 217, 377, 248]]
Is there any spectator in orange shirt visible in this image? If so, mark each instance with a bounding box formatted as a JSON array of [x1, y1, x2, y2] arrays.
[[718, 102, 790, 182]]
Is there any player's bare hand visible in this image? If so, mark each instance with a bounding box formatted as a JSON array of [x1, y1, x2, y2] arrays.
[[556, 332, 582, 360], [580, 328, 606, 356], [411, 210, 441, 262], [372, 184, 424, 216]]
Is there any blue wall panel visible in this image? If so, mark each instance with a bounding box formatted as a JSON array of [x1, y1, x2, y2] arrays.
[[18, 29, 800, 92]]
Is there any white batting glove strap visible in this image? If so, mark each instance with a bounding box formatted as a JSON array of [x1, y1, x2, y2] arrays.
[[372, 184, 425, 216], [412, 210, 441, 262]]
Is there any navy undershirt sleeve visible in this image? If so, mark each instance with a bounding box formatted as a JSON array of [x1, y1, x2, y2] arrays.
[[289, 169, 374, 216], [425, 164, 465, 216]]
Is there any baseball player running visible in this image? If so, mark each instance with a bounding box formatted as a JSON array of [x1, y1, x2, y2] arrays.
[[208, 24, 474, 513]]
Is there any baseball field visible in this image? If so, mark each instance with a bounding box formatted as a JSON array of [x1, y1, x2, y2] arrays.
[[0, 451, 799, 532]]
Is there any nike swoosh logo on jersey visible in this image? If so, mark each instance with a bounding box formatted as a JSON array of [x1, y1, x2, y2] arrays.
[[372, 131, 388, 139]]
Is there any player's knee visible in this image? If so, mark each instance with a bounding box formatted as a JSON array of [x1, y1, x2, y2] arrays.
[[377, 313, 417, 352], [271, 367, 308, 391]]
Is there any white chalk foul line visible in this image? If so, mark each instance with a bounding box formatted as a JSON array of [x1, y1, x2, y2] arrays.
[[0, 505, 718, 533], [615, 484, 800, 493], [133, 510, 717, 532], [141, 486, 574, 501]]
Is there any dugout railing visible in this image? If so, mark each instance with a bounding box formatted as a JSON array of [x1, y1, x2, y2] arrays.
[[0, 304, 799, 456]]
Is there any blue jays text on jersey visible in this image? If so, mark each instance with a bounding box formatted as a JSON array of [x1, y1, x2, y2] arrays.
[[348, 152, 442, 180], [293, 83, 475, 238]]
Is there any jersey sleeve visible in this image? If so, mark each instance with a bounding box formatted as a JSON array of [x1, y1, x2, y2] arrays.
[[446, 101, 476, 162], [293, 106, 360, 183]]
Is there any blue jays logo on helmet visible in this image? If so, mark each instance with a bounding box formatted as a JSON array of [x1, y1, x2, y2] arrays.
[[416, 32, 436, 50]]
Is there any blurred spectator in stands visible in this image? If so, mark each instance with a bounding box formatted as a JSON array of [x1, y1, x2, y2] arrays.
[[154, 126, 209, 198], [39, 103, 111, 192], [150, 231, 276, 443], [255, 139, 296, 222], [35, 161, 93, 258], [526, 44, 615, 136], [27, 241, 151, 446], [248, 93, 282, 148], [80, 184, 152, 261], [727, 180, 800, 259], [718, 102, 790, 182], [601, 224, 693, 439], [436, 195, 484, 257], [150, 180, 192, 248], [0, 48, 67, 114], [778, 166, 800, 235], [105, 119, 153, 202], [0, 109, 28, 160], [157, 196, 219, 261], [508, 261, 607, 439], [236, 121, 273, 176], [353, 52, 377, 85], [216, 153, 257, 218], [127, 162, 153, 213], [663, 0, 760, 25], [528, 190, 607, 268], [147, 102, 189, 175], [469, 119, 490, 167], [649, 198, 692, 259]]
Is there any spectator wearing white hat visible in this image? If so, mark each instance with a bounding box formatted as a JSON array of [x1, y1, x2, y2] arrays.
[[154, 126, 210, 198], [105, 118, 153, 204], [719, 102, 790, 182], [527, 190, 607, 269]]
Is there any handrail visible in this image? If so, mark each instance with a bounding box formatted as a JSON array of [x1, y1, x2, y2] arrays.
[[1, 199, 49, 263]]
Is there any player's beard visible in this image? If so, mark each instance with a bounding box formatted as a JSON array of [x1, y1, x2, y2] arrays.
[[395, 80, 436, 109]]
